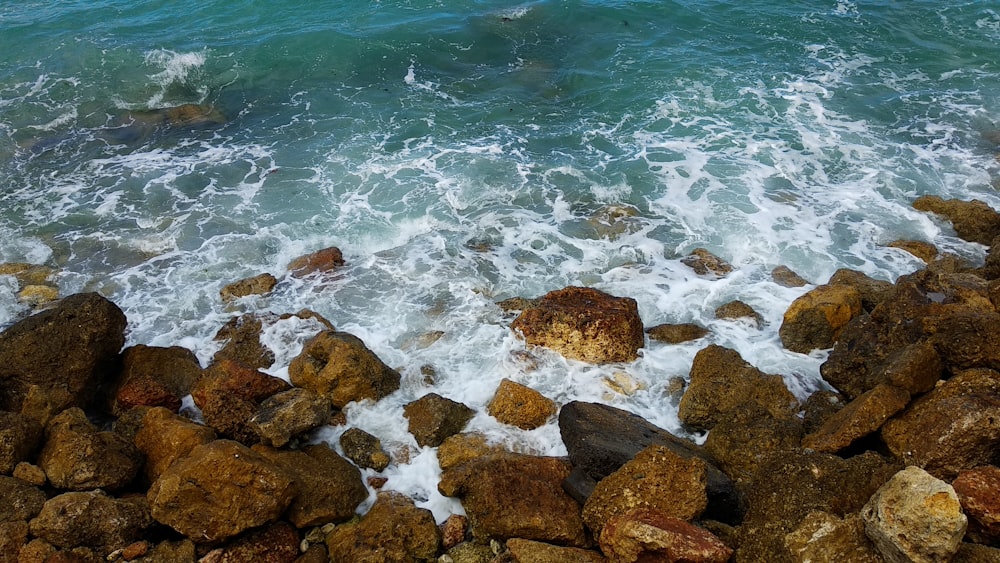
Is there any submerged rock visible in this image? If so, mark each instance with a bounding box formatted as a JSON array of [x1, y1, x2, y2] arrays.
[[325, 492, 440, 563], [645, 322, 709, 344], [289, 330, 400, 409], [212, 313, 276, 369], [771, 265, 810, 287], [487, 378, 557, 430], [714, 300, 763, 327], [287, 246, 345, 278], [681, 248, 734, 278], [888, 240, 939, 264]]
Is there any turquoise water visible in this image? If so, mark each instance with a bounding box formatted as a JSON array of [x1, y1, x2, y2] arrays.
[[3, 0, 1000, 516]]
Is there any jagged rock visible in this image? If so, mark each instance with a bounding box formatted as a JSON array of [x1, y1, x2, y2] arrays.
[[983, 235, 1000, 280], [881, 368, 1000, 480], [133, 407, 216, 484], [0, 292, 125, 414], [953, 465, 1000, 545], [38, 408, 140, 491], [219, 273, 278, 301], [212, 313, 275, 369], [437, 432, 508, 471], [147, 440, 296, 542], [0, 475, 45, 522], [510, 286, 644, 364], [714, 300, 763, 327], [681, 248, 734, 278], [923, 312, 1000, 371], [110, 345, 203, 416], [289, 330, 400, 409], [440, 514, 468, 550], [861, 466, 966, 563], [585, 204, 643, 241], [802, 384, 910, 454], [287, 247, 345, 278], [678, 345, 799, 431], [193, 359, 290, 444], [0, 410, 42, 474], [784, 511, 883, 563], [252, 443, 367, 528], [18, 538, 58, 563], [702, 405, 803, 483], [438, 453, 587, 546], [779, 284, 863, 353], [772, 265, 809, 287], [888, 240, 939, 263], [326, 492, 439, 562], [828, 269, 893, 312], [199, 521, 299, 563], [601, 371, 646, 397], [913, 196, 1000, 245], [403, 393, 475, 448], [487, 379, 557, 430], [801, 390, 847, 435], [506, 538, 607, 562], [600, 509, 732, 563], [876, 340, 944, 395], [250, 388, 331, 447], [645, 323, 709, 344], [28, 490, 152, 555], [339, 427, 391, 471], [0, 520, 29, 563]]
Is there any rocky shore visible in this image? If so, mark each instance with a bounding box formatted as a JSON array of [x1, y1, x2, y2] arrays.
[[2, 196, 1000, 562]]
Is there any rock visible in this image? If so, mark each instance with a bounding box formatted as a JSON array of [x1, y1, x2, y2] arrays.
[[0, 292, 126, 414], [18, 285, 58, 307], [250, 388, 331, 447], [510, 286, 644, 364], [339, 427, 391, 471], [0, 410, 42, 474], [678, 345, 799, 431], [601, 371, 646, 397], [0, 475, 45, 522], [801, 390, 847, 435], [828, 269, 894, 312], [438, 453, 587, 546], [983, 235, 1000, 280], [325, 491, 440, 562], [133, 407, 216, 484], [913, 196, 1000, 245], [802, 384, 910, 454], [289, 330, 400, 409], [506, 538, 607, 562], [599, 509, 732, 563], [877, 340, 944, 395], [193, 359, 291, 444], [28, 490, 151, 555], [714, 300, 763, 327], [147, 440, 296, 542], [446, 542, 495, 563], [923, 312, 1000, 371], [681, 248, 734, 278], [38, 407, 140, 491], [0, 520, 29, 563], [558, 401, 738, 523], [951, 465, 1000, 544], [888, 240, 939, 263], [497, 297, 540, 314], [582, 445, 708, 537], [200, 521, 299, 563], [881, 368, 1000, 480], [129, 540, 196, 562], [252, 443, 367, 528], [18, 538, 57, 563], [861, 466, 966, 563], [403, 393, 475, 448], [772, 265, 810, 287], [586, 204, 643, 241], [212, 314, 276, 369], [110, 345, 203, 416], [779, 284, 863, 353], [220, 273, 278, 301], [702, 405, 803, 483], [440, 514, 468, 550], [295, 543, 328, 563], [487, 379, 557, 430], [12, 462, 46, 486], [784, 511, 883, 563], [287, 247, 345, 278], [645, 323, 709, 344], [437, 432, 508, 471], [955, 543, 1000, 562], [0, 263, 55, 287]]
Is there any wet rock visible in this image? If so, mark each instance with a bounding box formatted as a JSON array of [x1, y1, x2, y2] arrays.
[[38, 407, 140, 491], [645, 322, 709, 344], [437, 432, 508, 471], [199, 521, 299, 563], [586, 204, 643, 241], [510, 286, 644, 364], [253, 443, 367, 528], [923, 312, 1000, 371], [250, 387, 331, 447], [952, 465, 1000, 545], [913, 195, 1000, 245], [294, 543, 328, 563], [325, 491, 440, 562], [289, 330, 400, 409], [828, 269, 894, 312], [487, 379, 557, 430], [681, 248, 734, 278], [784, 511, 883, 563], [193, 359, 290, 444], [678, 344, 799, 431], [212, 313, 276, 370], [861, 466, 966, 563], [779, 283, 863, 353], [404, 393, 475, 448], [18, 285, 58, 307], [110, 344, 203, 416], [983, 235, 1000, 280], [888, 240, 939, 263], [506, 538, 607, 562], [772, 265, 810, 287], [339, 427, 391, 471], [147, 439, 296, 543], [599, 509, 732, 563], [881, 368, 1000, 480], [219, 273, 278, 302], [438, 453, 587, 546], [133, 407, 216, 484], [877, 340, 944, 395], [0, 520, 29, 563], [714, 300, 763, 327], [0, 263, 55, 287], [702, 405, 803, 483], [440, 514, 468, 550], [287, 247, 345, 278], [0, 475, 45, 522], [802, 384, 910, 454], [28, 490, 152, 555], [0, 292, 126, 414], [601, 371, 646, 397], [497, 297, 540, 314], [582, 445, 707, 537], [801, 390, 847, 435], [0, 410, 42, 473]]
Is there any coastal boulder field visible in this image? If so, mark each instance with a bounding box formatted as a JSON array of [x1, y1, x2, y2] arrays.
[[2, 199, 1000, 562]]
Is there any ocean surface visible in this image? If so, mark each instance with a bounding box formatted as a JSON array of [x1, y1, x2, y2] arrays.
[[3, 0, 1000, 518]]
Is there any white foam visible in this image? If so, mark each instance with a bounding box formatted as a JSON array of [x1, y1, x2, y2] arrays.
[[143, 49, 208, 107]]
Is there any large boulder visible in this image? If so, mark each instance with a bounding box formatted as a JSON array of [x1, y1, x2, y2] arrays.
[[510, 287, 644, 364], [779, 284, 863, 353], [133, 407, 216, 484], [325, 491, 439, 562], [147, 440, 296, 543], [0, 293, 125, 413], [599, 509, 732, 563], [861, 466, 966, 563], [0, 410, 42, 474], [110, 345, 203, 416], [288, 330, 400, 409], [783, 511, 883, 563], [487, 379, 557, 430], [802, 383, 910, 454], [28, 490, 152, 556], [249, 387, 331, 447], [38, 407, 140, 491], [913, 196, 1000, 245], [403, 393, 475, 448], [952, 465, 1000, 545]]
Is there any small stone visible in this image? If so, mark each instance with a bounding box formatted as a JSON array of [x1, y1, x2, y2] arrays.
[[404, 393, 475, 447], [486, 379, 557, 430], [772, 265, 809, 287], [220, 273, 277, 301], [714, 300, 763, 327], [340, 427, 391, 471], [287, 247, 345, 278], [121, 540, 149, 560], [17, 285, 58, 307], [367, 476, 388, 489], [645, 323, 709, 344], [681, 248, 734, 278], [12, 462, 46, 486], [602, 371, 645, 396], [440, 514, 468, 549]]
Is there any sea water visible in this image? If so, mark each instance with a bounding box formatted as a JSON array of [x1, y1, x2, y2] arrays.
[[2, 0, 1000, 520]]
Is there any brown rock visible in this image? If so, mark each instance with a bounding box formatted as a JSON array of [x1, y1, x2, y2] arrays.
[[200, 521, 299, 563], [0, 410, 42, 474], [403, 393, 475, 448], [955, 542, 1000, 562], [923, 312, 1000, 371], [828, 269, 894, 312], [250, 388, 331, 447], [510, 286, 644, 364], [714, 300, 763, 327], [506, 538, 607, 562], [487, 379, 557, 430], [784, 511, 883, 563], [702, 405, 803, 483], [28, 491, 152, 555], [147, 440, 296, 543], [497, 297, 540, 314], [438, 453, 587, 546], [802, 384, 910, 453], [325, 491, 440, 562], [445, 542, 494, 563], [801, 390, 847, 435], [289, 330, 400, 409], [780, 283, 863, 353], [18, 285, 58, 307], [121, 541, 149, 560], [586, 204, 643, 241], [12, 462, 46, 486], [18, 538, 57, 563], [913, 195, 1000, 245], [600, 509, 731, 563], [582, 445, 708, 537], [877, 340, 944, 395], [130, 539, 196, 562], [681, 248, 734, 278], [220, 273, 278, 301], [645, 323, 709, 344], [0, 520, 29, 563], [193, 360, 290, 444], [339, 427, 390, 471], [110, 345, 203, 416], [952, 465, 1000, 544], [888, 240, 939, 263], [287, 247, 345, 278], [38, 407, 140, 491], [437, 432, 508, 471], [0, 263, 55, 287], [212, 314, 276, 369], [134, 407, 217, 484], [983, 235, 1000, 281], [772, 265, 810, 287], [0, 475, 45, 523], [440, 514, 468, 550]]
